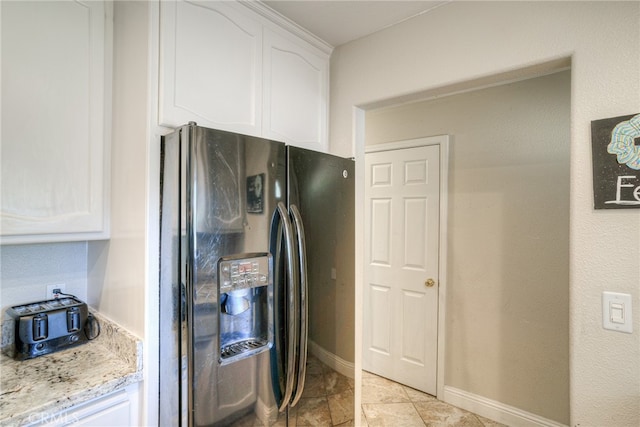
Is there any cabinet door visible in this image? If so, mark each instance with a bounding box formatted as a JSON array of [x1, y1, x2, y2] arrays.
[[159, 0, 263, 135], [263, 28, 329, 152], [1, 1, 111, 244], [72, 399, 130, 427], [27, 388, 131, 426]]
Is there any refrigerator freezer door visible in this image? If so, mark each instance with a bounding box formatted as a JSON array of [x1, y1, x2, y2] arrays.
[[160, 125, 288, 427], [189, 127, 285, 427]]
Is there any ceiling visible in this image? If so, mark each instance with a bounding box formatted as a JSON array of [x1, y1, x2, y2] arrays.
[[262, 1, 449, 47]]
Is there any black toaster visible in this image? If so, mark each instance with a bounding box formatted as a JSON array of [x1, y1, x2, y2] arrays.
[[7, 297, 89, 360]]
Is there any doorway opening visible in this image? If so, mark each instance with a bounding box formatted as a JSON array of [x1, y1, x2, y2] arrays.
[[355, 67, 571, 426], [363, 137, 448, 397]]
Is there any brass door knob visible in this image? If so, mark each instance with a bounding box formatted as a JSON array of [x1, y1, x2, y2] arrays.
[[425, 278, 436, 287]]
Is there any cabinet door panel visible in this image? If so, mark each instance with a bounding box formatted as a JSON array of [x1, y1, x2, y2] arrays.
[[72, 400, 130, 427], [1, 1, 109, 243], [159, 0, 262, 134], [27, 388, 132, 426], [263, 29, 328, 152]]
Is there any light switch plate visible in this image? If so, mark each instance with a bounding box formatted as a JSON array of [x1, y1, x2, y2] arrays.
[[602, 291, 633, 333]]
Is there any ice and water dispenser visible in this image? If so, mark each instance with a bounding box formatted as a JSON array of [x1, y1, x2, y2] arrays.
[[218, 254, 272, 364]]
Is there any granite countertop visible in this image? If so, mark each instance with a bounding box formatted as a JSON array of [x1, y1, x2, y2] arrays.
[[0, 312, 143, 427]]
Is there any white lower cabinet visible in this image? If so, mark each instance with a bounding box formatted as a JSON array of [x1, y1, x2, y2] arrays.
[[0, 1, 112, 244], [28, 386, 139, 427]]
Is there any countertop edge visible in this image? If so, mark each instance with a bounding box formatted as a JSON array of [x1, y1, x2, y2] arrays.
[[0, 311, 143, 427], [3, 369, 143, 427]]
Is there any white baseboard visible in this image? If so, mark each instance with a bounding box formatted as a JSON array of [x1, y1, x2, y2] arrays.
[[443, 386, 568, 427], [308, 340, 355, 379]]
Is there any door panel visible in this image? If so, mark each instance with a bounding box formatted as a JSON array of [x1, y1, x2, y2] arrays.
[[401, 290, 427, 364], [404, 198, 427, 268], [369, 284, 392, 354], [364, 144, 440, 395], [370, 199, 392, 265]]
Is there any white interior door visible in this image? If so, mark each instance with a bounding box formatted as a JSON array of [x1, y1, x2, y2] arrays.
[[363, 142, 440, 395]]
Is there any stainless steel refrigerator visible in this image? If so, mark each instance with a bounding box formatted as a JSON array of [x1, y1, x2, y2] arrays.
[[159, 123, 354, 426]]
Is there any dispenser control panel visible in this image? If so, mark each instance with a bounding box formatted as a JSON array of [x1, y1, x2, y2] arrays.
[[218, 253, 273, 365], [219, 255, 270, 294]]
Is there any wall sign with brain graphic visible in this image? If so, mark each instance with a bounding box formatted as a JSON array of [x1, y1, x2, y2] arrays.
[[591, 113, 640, 209]]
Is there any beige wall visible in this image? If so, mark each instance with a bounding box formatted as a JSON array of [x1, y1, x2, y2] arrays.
[[366, 71, 570, 423], [87, 1, 149, 339], [331, 1, 640, 425]]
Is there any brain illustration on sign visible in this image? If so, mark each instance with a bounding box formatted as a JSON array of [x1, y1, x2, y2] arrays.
[[607, 113, 640, 170]]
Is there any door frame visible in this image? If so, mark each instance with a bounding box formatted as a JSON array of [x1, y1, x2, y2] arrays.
[[361, 135, 449, 399]]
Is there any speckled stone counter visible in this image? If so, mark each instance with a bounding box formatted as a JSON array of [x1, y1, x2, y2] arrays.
[[0, 312, 142, 427]]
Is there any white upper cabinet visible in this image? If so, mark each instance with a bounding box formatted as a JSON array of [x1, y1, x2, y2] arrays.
[[159, 0, 331, 151], [1, 1, 112, 244], [263, 28, 328, 152], [159, 0, 263, 136]]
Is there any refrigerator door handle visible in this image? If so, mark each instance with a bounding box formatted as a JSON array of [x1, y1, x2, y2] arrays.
[[289, 204, 308, 407], [276, 202, 299, 412]]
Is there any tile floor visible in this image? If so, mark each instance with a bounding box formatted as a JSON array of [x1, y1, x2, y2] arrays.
[[359, 370, 505, 426], [292, 355, 506, 426]]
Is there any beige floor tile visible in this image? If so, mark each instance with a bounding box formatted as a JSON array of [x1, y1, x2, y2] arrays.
[[360, 409, 369, 427], [303, 372, 327, 398], [306, 356, 325, 375], [269, 414, 296, 427], [403, 385, 437, 403], [325, 370, 352, 395], [362, 370, 378, 379], [327, 390, 354, 425], [475, 415, 507, 427], [362, 402, 425, 426], [295, 361, 492, 427], [296, 397, 333, 426], [347, 376, 355, 389], [413, 401, 483, 427], [361, 376, 410, 404]]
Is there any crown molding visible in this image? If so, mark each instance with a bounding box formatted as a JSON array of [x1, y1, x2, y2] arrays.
[[238, 0, 334, 55]]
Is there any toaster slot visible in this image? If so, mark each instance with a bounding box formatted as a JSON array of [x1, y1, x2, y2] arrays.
[[32, 313, 48, 341], [67, 307, 81, 332]]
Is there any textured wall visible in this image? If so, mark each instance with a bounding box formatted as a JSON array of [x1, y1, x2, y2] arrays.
[[0, 243, 88, 308], [366, 71, 570, 423], [331, 1, 640, 425]]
